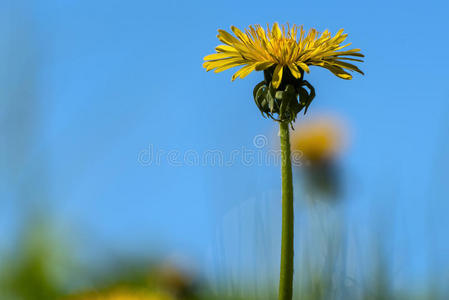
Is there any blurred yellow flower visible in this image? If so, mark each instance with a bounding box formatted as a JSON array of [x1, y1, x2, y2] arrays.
[[291, 116, 347, 164], [66, 289, 173, 300], [203, 23, 364, 88]]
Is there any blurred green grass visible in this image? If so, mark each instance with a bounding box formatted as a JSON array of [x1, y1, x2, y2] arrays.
[[0, 215, 446, 300]]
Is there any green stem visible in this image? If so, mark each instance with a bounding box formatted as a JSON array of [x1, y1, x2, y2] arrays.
[[278, 121, 294, 300]]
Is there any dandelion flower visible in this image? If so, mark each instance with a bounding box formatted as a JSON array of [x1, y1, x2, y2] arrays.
[[203, 23, 364, 89], [203, 22, 363, 300]]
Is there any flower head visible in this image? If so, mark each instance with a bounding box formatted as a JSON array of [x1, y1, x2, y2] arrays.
[[203, 23, 364, 89], [291, 116, 347, 164]]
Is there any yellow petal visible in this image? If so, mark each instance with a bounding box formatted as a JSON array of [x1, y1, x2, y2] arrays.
[[203, 58, 245, 72], [232, 63, 256, 81], [272, 22, 282, 39], [256, 26, 266, 39], [214, 61, 245, 72], [331, 49, 364, 57], [296, 62, 310, 73], [288, 64, 302, 79], [332, 57, 364, 62], [254, 61, 274, 71], [231, 26, 249, 43], [332, 43, 352, 51], [215, 45, 239, 53], [322, 64, 353, 79], [266, 23, 272, 39], [330, 29, 345, 43], [204, 53, 237, 61], [325, 59, 364, 75], [217, 29, 239, 45], [272, 64, 283, 88]]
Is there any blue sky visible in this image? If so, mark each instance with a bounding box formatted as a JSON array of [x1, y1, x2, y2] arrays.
[[1, 0, 449, 288]]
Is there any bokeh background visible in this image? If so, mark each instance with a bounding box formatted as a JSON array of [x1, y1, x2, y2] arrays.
[[1, 0, 449, 299]]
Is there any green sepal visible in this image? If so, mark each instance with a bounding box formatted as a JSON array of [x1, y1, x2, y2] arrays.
[[253, 81, 266, 100], [251, 74, 316, 125], [275, 91, 284, 100], [267, 82, 277, 113], [301, 80, 316, 114]]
